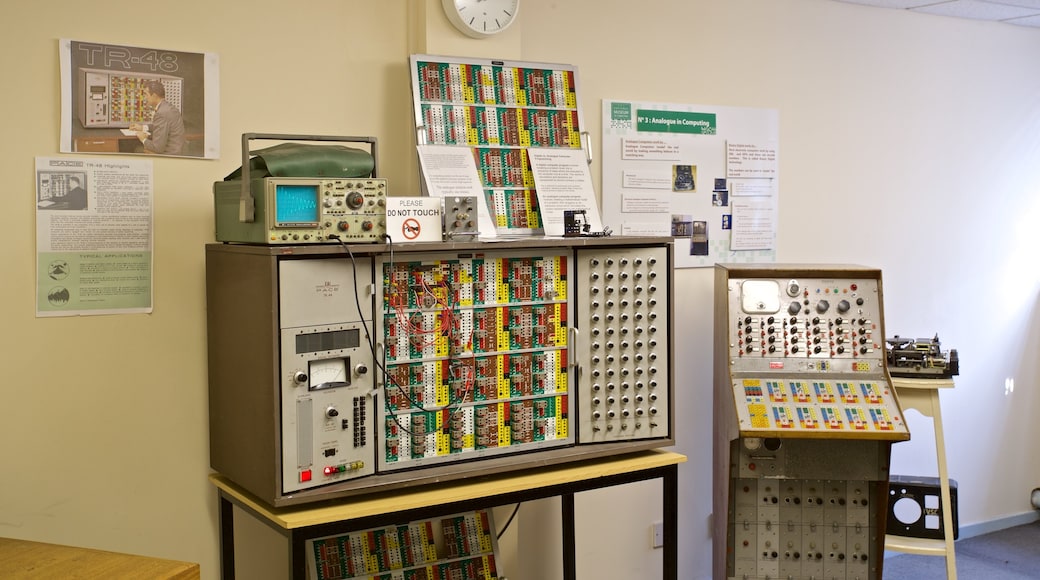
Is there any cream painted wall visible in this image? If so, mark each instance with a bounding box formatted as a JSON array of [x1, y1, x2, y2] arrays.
[[2, 2, 1040, 580]]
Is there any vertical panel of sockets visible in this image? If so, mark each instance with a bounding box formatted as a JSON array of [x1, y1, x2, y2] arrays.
[[730, 477, 876, 580], [428, 104, 445, 144], [575, 246, 669, 442], [499, 66, 517, 105]]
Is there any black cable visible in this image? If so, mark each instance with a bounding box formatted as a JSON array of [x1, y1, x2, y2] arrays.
[[497, 503, 522, 540], [330, 234, 417, 437]]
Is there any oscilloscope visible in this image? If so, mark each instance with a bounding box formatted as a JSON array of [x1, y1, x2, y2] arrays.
[[213, 177, 388, 244]]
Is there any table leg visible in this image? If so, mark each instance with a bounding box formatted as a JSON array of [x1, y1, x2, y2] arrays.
[[562, 492, 577, 580], [218, 493, 236, 580], [663, 463, 678, 580], [289, 530, 307, 580], [931, 392, 958, 580]]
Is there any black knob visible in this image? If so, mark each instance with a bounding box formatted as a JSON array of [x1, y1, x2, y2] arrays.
[[346, 192, 364, 209]]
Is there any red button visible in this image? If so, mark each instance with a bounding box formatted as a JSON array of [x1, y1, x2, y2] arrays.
[[300, 470, 312, 483]]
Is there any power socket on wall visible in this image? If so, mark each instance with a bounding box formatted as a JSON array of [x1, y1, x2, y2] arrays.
[[652, 521, 664, 549]]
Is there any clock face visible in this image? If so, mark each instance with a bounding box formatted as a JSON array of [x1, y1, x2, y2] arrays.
[[443, 0, 520, 38]]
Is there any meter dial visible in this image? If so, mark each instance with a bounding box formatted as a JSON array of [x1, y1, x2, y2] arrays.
[[309, 358, 349, 390]]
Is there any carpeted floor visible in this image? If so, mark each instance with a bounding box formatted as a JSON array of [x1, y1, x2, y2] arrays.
[[883, 521, 1040, 579]]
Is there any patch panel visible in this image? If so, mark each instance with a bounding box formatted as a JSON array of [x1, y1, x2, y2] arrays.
[[309, 510, 499, 580], [730, 477, 878, 580], [377, 250, 574, 471], [575, 246, 670, 443]]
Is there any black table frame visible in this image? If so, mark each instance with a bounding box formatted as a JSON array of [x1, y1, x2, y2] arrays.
[[216, 461, 679, 580]]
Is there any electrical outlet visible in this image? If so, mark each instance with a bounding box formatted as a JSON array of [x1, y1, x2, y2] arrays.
[[652, 521, 664, 549]]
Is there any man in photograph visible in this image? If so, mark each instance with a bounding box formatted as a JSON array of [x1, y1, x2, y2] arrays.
[[130, 80, 185, 155]]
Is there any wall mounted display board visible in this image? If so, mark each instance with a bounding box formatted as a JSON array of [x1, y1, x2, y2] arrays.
[[602, 100, 778, 267]]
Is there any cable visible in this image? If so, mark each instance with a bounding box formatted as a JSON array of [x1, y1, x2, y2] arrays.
[[496, 503, 522, 540], [331, 234, 488, 453], [330, 234, 417, 437]]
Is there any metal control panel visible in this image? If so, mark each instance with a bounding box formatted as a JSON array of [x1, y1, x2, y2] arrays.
[[279, 259, 376, 493], [724, 273, 907, 439], [206, 238, 673, 507], [713, 264, 908, 580], [320, 179, 388, 242]]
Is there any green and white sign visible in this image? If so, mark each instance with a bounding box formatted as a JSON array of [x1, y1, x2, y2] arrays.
[[636, 109, 717, 134]]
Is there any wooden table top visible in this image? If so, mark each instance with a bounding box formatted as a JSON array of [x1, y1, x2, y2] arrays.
[[0, 537, 200, 579], [211, 449, 688, 530]]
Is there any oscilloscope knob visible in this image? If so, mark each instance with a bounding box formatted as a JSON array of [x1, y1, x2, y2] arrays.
[[293, 371, 308, 385], [362, 221, 374, 231], [346, 192, 365, 209], [337, 221, 350, 231]]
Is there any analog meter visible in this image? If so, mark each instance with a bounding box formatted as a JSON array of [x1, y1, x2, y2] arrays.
[[309, 357, 349, 390]]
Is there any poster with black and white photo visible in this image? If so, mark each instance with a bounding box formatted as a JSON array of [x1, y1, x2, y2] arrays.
[[36, 156, 154, 317], [58, 39, 219, 158]]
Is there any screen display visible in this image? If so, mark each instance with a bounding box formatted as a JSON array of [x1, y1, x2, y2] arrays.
[[274, 184, 320, 226], [295, 328, 361, 354]]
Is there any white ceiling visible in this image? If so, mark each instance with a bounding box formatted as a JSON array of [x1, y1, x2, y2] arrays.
[[833, 0, 1040, 27]]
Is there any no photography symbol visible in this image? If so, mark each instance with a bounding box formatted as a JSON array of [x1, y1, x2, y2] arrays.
[[402, 218, 421, 240]]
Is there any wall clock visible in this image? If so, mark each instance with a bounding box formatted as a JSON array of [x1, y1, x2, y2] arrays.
[[442, 0, 520, 38]]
